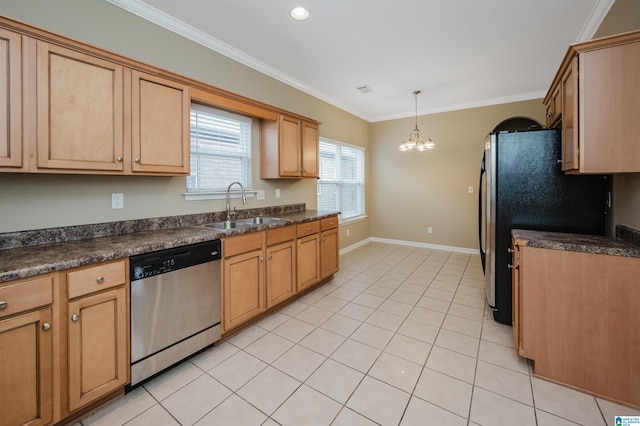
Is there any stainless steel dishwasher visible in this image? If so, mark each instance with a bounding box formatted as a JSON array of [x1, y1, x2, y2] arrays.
[[129, 239, 221, 386]]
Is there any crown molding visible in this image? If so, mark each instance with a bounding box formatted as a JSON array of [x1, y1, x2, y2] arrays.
[[576, 0, 616, 42]]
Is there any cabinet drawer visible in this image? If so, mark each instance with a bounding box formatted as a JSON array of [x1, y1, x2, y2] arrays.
[[223, 232, 264, 258], [0, 275, 53, 319], [321, 216, 338, 231], [266, 225, 296, 246], [67, 259, 127, 299], [297, 221, 320, 238]]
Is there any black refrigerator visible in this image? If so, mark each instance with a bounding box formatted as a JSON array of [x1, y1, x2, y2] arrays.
[[478, 129, 610, 325]]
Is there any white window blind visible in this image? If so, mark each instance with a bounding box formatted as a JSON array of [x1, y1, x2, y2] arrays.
[[317, 139, 365, 220], [187, 103, 252, 192]]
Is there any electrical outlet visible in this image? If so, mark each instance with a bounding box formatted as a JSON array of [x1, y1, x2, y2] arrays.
[[111, 193, 124, 209], [275, 188, 281, 199], [256, 190, 265, 200], [428, 227, 433, 234], [346, 229, 350, 237], [468, 186, 474, 193]]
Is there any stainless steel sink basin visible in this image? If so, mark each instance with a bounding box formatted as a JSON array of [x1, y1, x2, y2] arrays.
[[238, 217, 281, 225], [200, 217, 281, 230]]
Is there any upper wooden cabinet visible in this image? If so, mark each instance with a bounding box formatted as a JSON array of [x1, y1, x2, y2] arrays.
[[544, 30, 640, 173], [32, 42, 189, 175], [131, 71, 190, 174], [35, 41, 125, 172], [0, 27, 23, 169], [261, 114, 319, 179]]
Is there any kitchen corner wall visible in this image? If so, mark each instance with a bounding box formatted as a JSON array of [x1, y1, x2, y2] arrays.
[[595, 0, 640, 230], [370, 100, 545, 250], [0, 0, 371, 248]]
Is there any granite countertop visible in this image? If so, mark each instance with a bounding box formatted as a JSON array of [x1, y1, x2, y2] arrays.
[[0, 207, 339, 283], [512, 226, 640, 259]]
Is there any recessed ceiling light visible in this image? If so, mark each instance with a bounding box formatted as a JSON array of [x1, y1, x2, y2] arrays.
[[290, 7, 310, 21]]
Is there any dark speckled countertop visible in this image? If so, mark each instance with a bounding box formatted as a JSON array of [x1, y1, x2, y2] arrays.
[[0, 205, 339, 283], [511, 225, 640, 258]]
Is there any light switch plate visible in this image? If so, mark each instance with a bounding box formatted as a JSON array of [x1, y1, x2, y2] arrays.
[[256, 190, 265, 200], [275, 188, 281, 199]]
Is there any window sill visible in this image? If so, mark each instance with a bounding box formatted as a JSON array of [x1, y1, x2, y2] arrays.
[[183, 190, 256, 201], [339, 214, 368, 225]]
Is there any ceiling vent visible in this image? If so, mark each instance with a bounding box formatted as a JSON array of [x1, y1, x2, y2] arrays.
[[356, 85, 373, 93]]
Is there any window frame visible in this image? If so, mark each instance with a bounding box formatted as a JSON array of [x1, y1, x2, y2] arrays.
[[317, 137, 366, 223], [185, 102, 254, 200]]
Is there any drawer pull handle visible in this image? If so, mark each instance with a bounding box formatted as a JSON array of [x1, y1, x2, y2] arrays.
[[96, 276, 104, 284], [308, 227, 312, 231], [0, 301, 7, 310], [42, 323, 51, 331], [71, 314, 80, 322]]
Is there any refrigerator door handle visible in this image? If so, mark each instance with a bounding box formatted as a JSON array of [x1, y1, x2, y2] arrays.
[[479, 152, 487, 271]]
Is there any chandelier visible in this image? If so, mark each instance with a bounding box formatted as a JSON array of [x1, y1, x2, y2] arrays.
[[399, 90, 436, 151]]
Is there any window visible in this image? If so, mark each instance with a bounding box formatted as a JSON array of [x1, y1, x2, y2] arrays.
[[187, 103, 252, 192], [317, 139, 365, 220]]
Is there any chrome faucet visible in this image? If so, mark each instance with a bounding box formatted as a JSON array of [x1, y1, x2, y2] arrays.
[[226, 181, 247, 222]]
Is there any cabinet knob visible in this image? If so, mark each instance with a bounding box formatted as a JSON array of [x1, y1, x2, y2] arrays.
[[96, 276, 104, 284], [71, 314, 80, 322], [117, 156, 123, 162], [299, 169, 303, 173], [308, 227, 312, 231], [547, 112, 554, 118], [507, 248, 514, 254], [134, 158, 141, 164], [0, 301, 6, 310], [268, 255, 272, 259], [507, 264, 518, 270], [557, 159, 563, 164], [259, 257, 264, 262], [322, 237, 326, 241], [42, 323, 51, 331]]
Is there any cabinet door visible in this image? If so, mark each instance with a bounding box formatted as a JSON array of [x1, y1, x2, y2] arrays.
[[0, 308, 53, 426], [545, 86, 561, 129], [67, 287, 127, 412], [36, 41, 124, 171], [320, 228, 339, 279], [131, 71, 189, 174], [0, 28, 22, 169], [301, 121, 319, 177], [297, 233, 320, 291], [278, 115, 302, 177], [223, 249, 265, 331], [560, 58, 578, 171], [266, 240, 296, 308]]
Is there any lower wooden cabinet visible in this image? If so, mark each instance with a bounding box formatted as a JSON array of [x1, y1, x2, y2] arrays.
[[320, 218, 339, 279], [222, 233, 266, 332], [62, 258, 129, 418], [512, 239, 640, 407], [266, 226, 297, 308], [297, 233, 321, 292], [67, 286, 128, 412], [0, 307, 53, 426], [0, 260, 129, 426], [222, 217, 339, 334]]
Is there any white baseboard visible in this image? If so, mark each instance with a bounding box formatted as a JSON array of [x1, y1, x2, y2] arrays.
[[340, 237, 478, 256]]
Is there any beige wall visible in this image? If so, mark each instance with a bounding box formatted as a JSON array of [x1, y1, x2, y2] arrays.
[[371, 100, 545, 250], [0, 0, 371, 247], [594, 0, 640, 230]]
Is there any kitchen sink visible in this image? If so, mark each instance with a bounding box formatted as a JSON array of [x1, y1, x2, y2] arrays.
[[200, 217, 281, 230], [238, 217, 281, 225]]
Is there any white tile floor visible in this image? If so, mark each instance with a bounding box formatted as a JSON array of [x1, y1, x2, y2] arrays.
[[79, 242, 640, 426]]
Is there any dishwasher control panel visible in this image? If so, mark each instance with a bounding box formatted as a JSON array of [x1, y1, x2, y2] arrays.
[[130, 240, 221, 280]]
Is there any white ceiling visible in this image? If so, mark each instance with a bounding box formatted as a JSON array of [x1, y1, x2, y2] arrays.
[[107, 0, 614, 122]]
